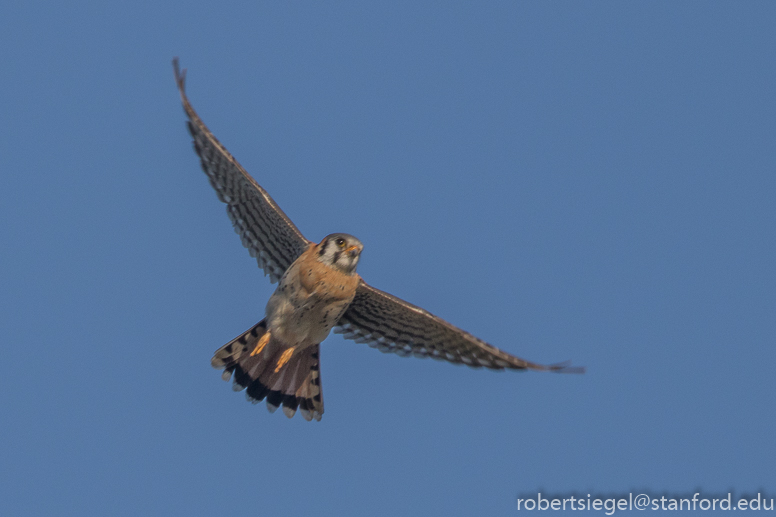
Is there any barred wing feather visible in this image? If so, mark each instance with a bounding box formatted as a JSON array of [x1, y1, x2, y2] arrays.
[[335, 282, 584, 373], [174, 59, 311, 282]]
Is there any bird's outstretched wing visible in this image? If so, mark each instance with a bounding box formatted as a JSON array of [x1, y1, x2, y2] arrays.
[[174, 59, 311, 282], [335, 281, 584, 373]]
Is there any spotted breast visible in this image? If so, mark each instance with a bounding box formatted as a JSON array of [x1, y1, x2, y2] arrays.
[[266, 244, 360, 349]]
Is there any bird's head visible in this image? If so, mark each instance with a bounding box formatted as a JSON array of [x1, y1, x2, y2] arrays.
[[317, 233, 363, 274]]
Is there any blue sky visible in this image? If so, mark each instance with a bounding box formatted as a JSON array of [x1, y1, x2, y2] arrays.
[[1, 2, 774, 515]]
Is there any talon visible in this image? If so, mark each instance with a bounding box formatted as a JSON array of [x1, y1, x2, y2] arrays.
[[274, 347, 295, 373], [250, 332, 271, 357]]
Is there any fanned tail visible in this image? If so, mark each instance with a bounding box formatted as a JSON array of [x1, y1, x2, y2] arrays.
[[211, 321, 324, 421], [210, 320, 266, 378]]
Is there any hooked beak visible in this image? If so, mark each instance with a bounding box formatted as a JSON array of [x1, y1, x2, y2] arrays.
[[346, 245, 360, 257]]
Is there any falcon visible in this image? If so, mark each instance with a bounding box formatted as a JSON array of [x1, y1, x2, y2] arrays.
[[173, 59, 583, 421]]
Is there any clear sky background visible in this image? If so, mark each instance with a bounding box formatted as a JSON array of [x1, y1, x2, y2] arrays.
[[1, 2, 774, 516]]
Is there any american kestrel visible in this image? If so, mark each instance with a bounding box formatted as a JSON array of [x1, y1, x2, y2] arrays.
[[173, 59, 583, 422]]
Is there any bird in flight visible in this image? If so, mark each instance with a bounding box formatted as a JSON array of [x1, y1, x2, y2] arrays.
[[173, 59, 583, 421]]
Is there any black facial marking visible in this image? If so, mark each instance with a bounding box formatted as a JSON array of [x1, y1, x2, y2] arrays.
[[333, 251, 341, 264], [318, 239, 327, 256]]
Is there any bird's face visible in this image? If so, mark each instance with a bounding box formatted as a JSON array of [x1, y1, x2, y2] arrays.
[[318, 233, 363, 274]]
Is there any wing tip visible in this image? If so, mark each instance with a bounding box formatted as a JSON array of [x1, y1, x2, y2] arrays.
[[172, 56, 187, 93], [544, 361, 586, 374]]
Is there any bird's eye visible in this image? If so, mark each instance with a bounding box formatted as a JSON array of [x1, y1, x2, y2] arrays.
[[336, 238, 346, 248]]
